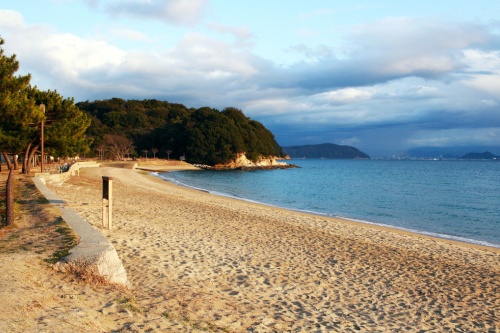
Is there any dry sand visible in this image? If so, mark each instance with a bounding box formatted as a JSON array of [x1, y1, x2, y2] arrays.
[[34, 163, 500, 332]]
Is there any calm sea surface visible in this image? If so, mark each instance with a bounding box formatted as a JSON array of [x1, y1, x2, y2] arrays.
[[156, 160, 500, 248]]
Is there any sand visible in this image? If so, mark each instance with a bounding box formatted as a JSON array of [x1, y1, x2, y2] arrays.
[[31, 163, 498, 332]]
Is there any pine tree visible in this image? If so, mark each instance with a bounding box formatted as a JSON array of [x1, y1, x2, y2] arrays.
[[0, 37, 39, 225], [22, 88, 92, 174], [0, 38, 92, 226]]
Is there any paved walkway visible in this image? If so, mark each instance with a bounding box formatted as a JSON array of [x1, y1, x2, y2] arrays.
[[33, 177, 128, 285]]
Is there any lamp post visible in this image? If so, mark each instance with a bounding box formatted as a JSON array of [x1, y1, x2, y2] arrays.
[[40, 103, 45, 173]]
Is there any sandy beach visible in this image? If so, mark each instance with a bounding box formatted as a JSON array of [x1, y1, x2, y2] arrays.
[[28, 162, 497, 332]]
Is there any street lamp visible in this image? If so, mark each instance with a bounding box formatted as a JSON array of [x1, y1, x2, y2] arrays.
[[40, 103, 45, 173]]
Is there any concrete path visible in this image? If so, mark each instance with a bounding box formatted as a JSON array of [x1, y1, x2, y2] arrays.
[[33, 177, 128, 286]]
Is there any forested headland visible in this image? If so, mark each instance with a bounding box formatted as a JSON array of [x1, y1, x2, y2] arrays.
[[77, 98, 285, 165]]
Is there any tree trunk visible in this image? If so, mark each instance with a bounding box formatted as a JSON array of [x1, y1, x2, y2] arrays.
[[2, 152, 12, 170], [5, 166, 15, 226], [22, 143, 30, 174], [13, 155, 19, 170], [22, 143, 38, 175]]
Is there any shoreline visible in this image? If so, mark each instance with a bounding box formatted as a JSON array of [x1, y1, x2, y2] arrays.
[[152, 168, 500, 252], [44, 165, 500, 332]]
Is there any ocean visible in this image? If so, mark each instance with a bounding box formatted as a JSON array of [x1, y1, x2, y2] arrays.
[[156, 159, 500, 248]]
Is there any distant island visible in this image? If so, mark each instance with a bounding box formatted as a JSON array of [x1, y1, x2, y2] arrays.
[[461, 151, 499, 160], [283, 143, 370, 159], [404, 146, 500, 159]]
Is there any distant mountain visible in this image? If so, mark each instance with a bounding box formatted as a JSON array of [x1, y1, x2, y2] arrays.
[[461, 151, 499, 160], [283, 143, 370, 159], [406, 146, 500, 159]]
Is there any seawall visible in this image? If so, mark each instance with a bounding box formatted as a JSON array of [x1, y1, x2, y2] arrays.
[[33, 164, 128, 286]]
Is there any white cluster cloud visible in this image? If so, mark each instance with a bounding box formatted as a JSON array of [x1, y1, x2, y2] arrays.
[[206, 22, 253, 43], [315, 88, 373, 105], [0, 9, 24, 28]]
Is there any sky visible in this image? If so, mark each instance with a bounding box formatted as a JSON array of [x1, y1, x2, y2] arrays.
[[1, 0, 500, 156]]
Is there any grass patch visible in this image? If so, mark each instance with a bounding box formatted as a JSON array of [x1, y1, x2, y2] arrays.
[[119, 296, 142, 313], [60, 259, 110, 285], [0, 173, 78, 261], [46, 218, 79, 263], [48, 249, 72, 264], [7, 232, 20, 240]]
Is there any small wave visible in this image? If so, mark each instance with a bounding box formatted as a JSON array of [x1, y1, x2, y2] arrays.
[[337, 216, 500, 249], [154, 173, 210, 193], [151, 171, 500, 249]]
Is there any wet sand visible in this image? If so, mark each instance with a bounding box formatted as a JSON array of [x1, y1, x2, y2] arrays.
[[45, 165, 500, 332]]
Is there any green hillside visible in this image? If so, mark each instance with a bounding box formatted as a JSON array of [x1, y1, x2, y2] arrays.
[[77, 98, 285, 165], [283, 143, 370, 159]]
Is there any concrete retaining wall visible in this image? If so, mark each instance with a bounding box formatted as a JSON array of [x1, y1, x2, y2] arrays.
[[33, 171, 128, 286], [35, 161, 101, 184]]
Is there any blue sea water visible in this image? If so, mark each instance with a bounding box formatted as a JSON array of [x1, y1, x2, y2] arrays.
[[156, 159, 500, 248]]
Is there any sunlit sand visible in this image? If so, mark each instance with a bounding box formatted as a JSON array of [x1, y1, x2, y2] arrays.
[[44, 163, 499, 332]]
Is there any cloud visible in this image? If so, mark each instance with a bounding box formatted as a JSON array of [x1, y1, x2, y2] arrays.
[[287, 44, 334, 60], [0, 10, 262, 102], [269, 17, 494, 93], [340, 136, 360, 146], [0, 9, 24, 28], [479, 99, 498, 107], [206, 22, 253, 42], [349, 17, 488, 61], [408, 128, 500, 147], [298, 5, 380, 22], [462, 72, 500, 96], [93, 0, 208, 26], [1, 9, 499, 155], [314, 88, 373, 105], [82, 0, 100, 7], [170, 33, 262, 78]]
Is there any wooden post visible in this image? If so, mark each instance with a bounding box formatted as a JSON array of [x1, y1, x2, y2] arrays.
[[102, 176, 113, 230], [5, 167, 15, 226], [40, 103, 45, 173]]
